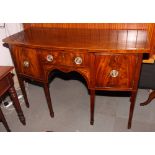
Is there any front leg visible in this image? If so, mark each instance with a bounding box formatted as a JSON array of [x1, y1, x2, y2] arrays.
[[18, 76, 30, 108], [90, 89, 95, 125], [128, 91, 137, 129], [43, 83, 54, 118]]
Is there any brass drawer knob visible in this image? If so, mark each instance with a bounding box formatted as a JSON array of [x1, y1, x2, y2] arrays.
[[110, 70, 119, 77], [23, 61, 29, 68], [74, 57, 82, 65], [46, 55, 53, 62]]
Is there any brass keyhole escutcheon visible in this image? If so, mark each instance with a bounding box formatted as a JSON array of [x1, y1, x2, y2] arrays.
[[74, 57, 82, 65], [110, 70, 119, 77], [23, 61, 29, 68], [46, 55, 54, 62]]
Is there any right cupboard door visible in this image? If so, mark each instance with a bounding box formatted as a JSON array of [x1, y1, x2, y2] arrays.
[[95, 54, 139, 90]]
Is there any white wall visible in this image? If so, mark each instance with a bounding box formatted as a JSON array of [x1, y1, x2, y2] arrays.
[[0, 23, 23, 89], [0, 23, 23, 66]]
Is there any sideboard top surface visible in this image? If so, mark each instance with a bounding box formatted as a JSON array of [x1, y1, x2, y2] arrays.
[[3, 27, 151, 53]]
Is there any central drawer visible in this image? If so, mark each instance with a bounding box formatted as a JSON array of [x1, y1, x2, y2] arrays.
[[40, 49, 89, 67], [95, 54, 138, 89]]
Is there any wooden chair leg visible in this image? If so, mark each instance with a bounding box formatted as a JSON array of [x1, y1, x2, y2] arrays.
[[128, 91, 137, 129], [43, 83, 54, 118], [90, 89, 95, 125], [9, 86, 26, 125], [0, 108, 11, 132], [140, 90, 155, 106]]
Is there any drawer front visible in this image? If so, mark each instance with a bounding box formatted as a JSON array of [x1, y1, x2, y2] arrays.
[[0, 77, 10, 96], [40, 50, 89, 67], [40, 50, 62, 65], [12, 46, 42, 79], [95, 54, 138, 89], [67, 52, 89, 67]]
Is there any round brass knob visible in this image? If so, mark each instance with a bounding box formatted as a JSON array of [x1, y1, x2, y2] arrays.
[[74, 57, 82, 65], [23, 61, 29, 68], [110, 70, 119, 77], [46, 55, 53, 62]]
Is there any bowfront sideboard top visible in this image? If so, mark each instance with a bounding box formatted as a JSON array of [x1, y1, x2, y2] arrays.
[[3, 27, 151, 52], [2, 27, 152, 129]]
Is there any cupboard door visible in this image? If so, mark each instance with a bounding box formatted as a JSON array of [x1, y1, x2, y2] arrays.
[[12, 46, 42, 79], [95, 54, 138, 89]]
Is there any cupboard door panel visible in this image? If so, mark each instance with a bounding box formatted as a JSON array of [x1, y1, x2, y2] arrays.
[[95, 54, 138, 89], [12, 46, 42, 79]]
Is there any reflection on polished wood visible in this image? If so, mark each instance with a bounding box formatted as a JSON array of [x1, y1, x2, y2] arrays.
[[2, 26, 153, 129], [3, 28, 150, 52], [23, 23, 155, 54]]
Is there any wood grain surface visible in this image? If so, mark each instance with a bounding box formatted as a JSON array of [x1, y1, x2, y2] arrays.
[[2, 25, 153, 129], [3, 27, 150, 52]]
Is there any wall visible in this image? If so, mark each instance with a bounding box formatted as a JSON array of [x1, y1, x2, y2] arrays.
[[0, 23, 23, 66], [0, 23, 23, 88]]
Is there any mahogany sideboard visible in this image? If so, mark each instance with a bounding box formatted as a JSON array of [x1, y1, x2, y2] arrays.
[[2, 27, 151, 129]]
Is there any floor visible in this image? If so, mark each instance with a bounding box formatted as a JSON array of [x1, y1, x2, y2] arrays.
[[1, 77, 155, 132]]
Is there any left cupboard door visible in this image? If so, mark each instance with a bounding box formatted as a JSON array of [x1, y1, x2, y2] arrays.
[[11, 46, 43, 80]]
